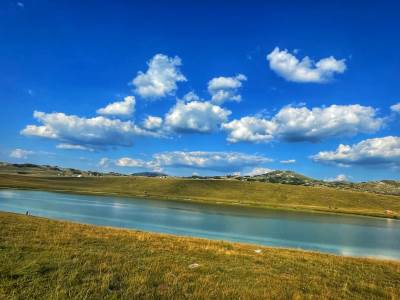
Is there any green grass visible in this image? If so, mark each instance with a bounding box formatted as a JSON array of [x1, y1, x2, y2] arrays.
[[0, 212, 399, 299], [0, 174, 399, 219]]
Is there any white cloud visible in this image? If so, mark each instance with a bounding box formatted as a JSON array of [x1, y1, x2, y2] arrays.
[[312, 136, 400, 168], [223, 104, 383, 143], [325, 174, 349, 182], [96, 96, 135, 117], [208, 74, 247, 104], [390, 103, 400, 113], [153, 151, 270, 172], [99, 158, 111, 168], [113, 151, 272, 173], [246, 167, 274, 176], [142, 116, 163, 130], [56, 143, 94, 152], [182, 91, 202, 102], [273, 104, 382, 142], [267, 47, 346, 83], [115, 157, 154, 168], [21, 111, 157, 149], [21, 123, 57, 139], [132, 54, 186, 99], [222, 116, 276, 143], [165, 101, 231, 133], [10, 148, 33, 159], [280, 159, 296, 164]]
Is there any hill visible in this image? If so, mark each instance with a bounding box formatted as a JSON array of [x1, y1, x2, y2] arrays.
[[1, 161, 399, 196], [0, 173, 399, 219], [240, 170, 318, 185], [236, 170, 400, 196], [0, 161, 124, 177], [337, 180, 400, 196]]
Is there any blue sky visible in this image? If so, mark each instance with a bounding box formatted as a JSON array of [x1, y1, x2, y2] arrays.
[[1, 0, 400, 181]]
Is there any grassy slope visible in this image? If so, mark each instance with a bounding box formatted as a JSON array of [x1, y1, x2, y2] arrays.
[[0, 212, 399, 299], [0, 174, 399, 218]]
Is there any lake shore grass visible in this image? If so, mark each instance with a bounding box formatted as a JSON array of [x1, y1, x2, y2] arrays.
[[0, 174, 399, 219], [0, 211, 399, 299]]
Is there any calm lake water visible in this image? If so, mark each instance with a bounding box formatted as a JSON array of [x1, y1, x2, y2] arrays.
[[1, 189, 399, 260]]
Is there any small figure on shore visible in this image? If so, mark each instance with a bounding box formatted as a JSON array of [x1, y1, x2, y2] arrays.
[[25, 211, 29, 216]]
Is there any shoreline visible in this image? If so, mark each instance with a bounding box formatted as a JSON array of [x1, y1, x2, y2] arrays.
[[2, 210, 399, 262], [2, 187, 400, 263], [0, 185, 398, 220]]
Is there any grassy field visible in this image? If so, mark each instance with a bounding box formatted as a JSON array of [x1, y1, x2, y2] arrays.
[[0, 212, 399, 299], [0, 174, 399, 219]]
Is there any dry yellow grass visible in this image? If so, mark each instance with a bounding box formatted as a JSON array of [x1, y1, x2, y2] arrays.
[[0, 212, 399, 299]]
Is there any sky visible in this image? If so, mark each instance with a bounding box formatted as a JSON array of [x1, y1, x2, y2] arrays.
[[1, 0, 400, 181]]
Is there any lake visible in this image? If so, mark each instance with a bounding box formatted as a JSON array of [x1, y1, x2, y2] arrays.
[[1, 189, 399, 260]]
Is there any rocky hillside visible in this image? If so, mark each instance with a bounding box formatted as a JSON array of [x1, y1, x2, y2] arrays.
[[0, 162, 169, 178], [331, 180, 400, 196], [0, 162, 120, 177], [241, 170, 318, 185], [235, 170, 400, 196]]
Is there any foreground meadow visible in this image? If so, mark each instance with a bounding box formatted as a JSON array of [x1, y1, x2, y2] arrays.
[[0, 212, 399, 299]]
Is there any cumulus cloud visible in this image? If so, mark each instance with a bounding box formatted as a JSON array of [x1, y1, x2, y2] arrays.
[[267, 47, 346, 83], [10, 148, 33, 159], [132, 54, 186, 99], [208, 74, 247, 104], [280, 159, 296, 164], [96, 96, 135, 117], [245, 167, 273, 176], [325, 174, 349, 182], [273, 104, 382, 142], [153, 151, 270, 172], [222, 116, 276, 143], [115, 157, 158, 170], [312, 136, 400, 168], [390, 103, 400, 113], [223, 104, 383, 143], [21, 111, 157, 149], [112, 151, 272, 173], [142, 116, 163, 130], [182, 91, 202, 102], [165, 101, 231, 133]]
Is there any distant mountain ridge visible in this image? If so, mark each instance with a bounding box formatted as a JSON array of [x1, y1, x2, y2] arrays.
[[0, 161, 170, 178], [1, 161, 399, 196], [234, 170, 400, 196]]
